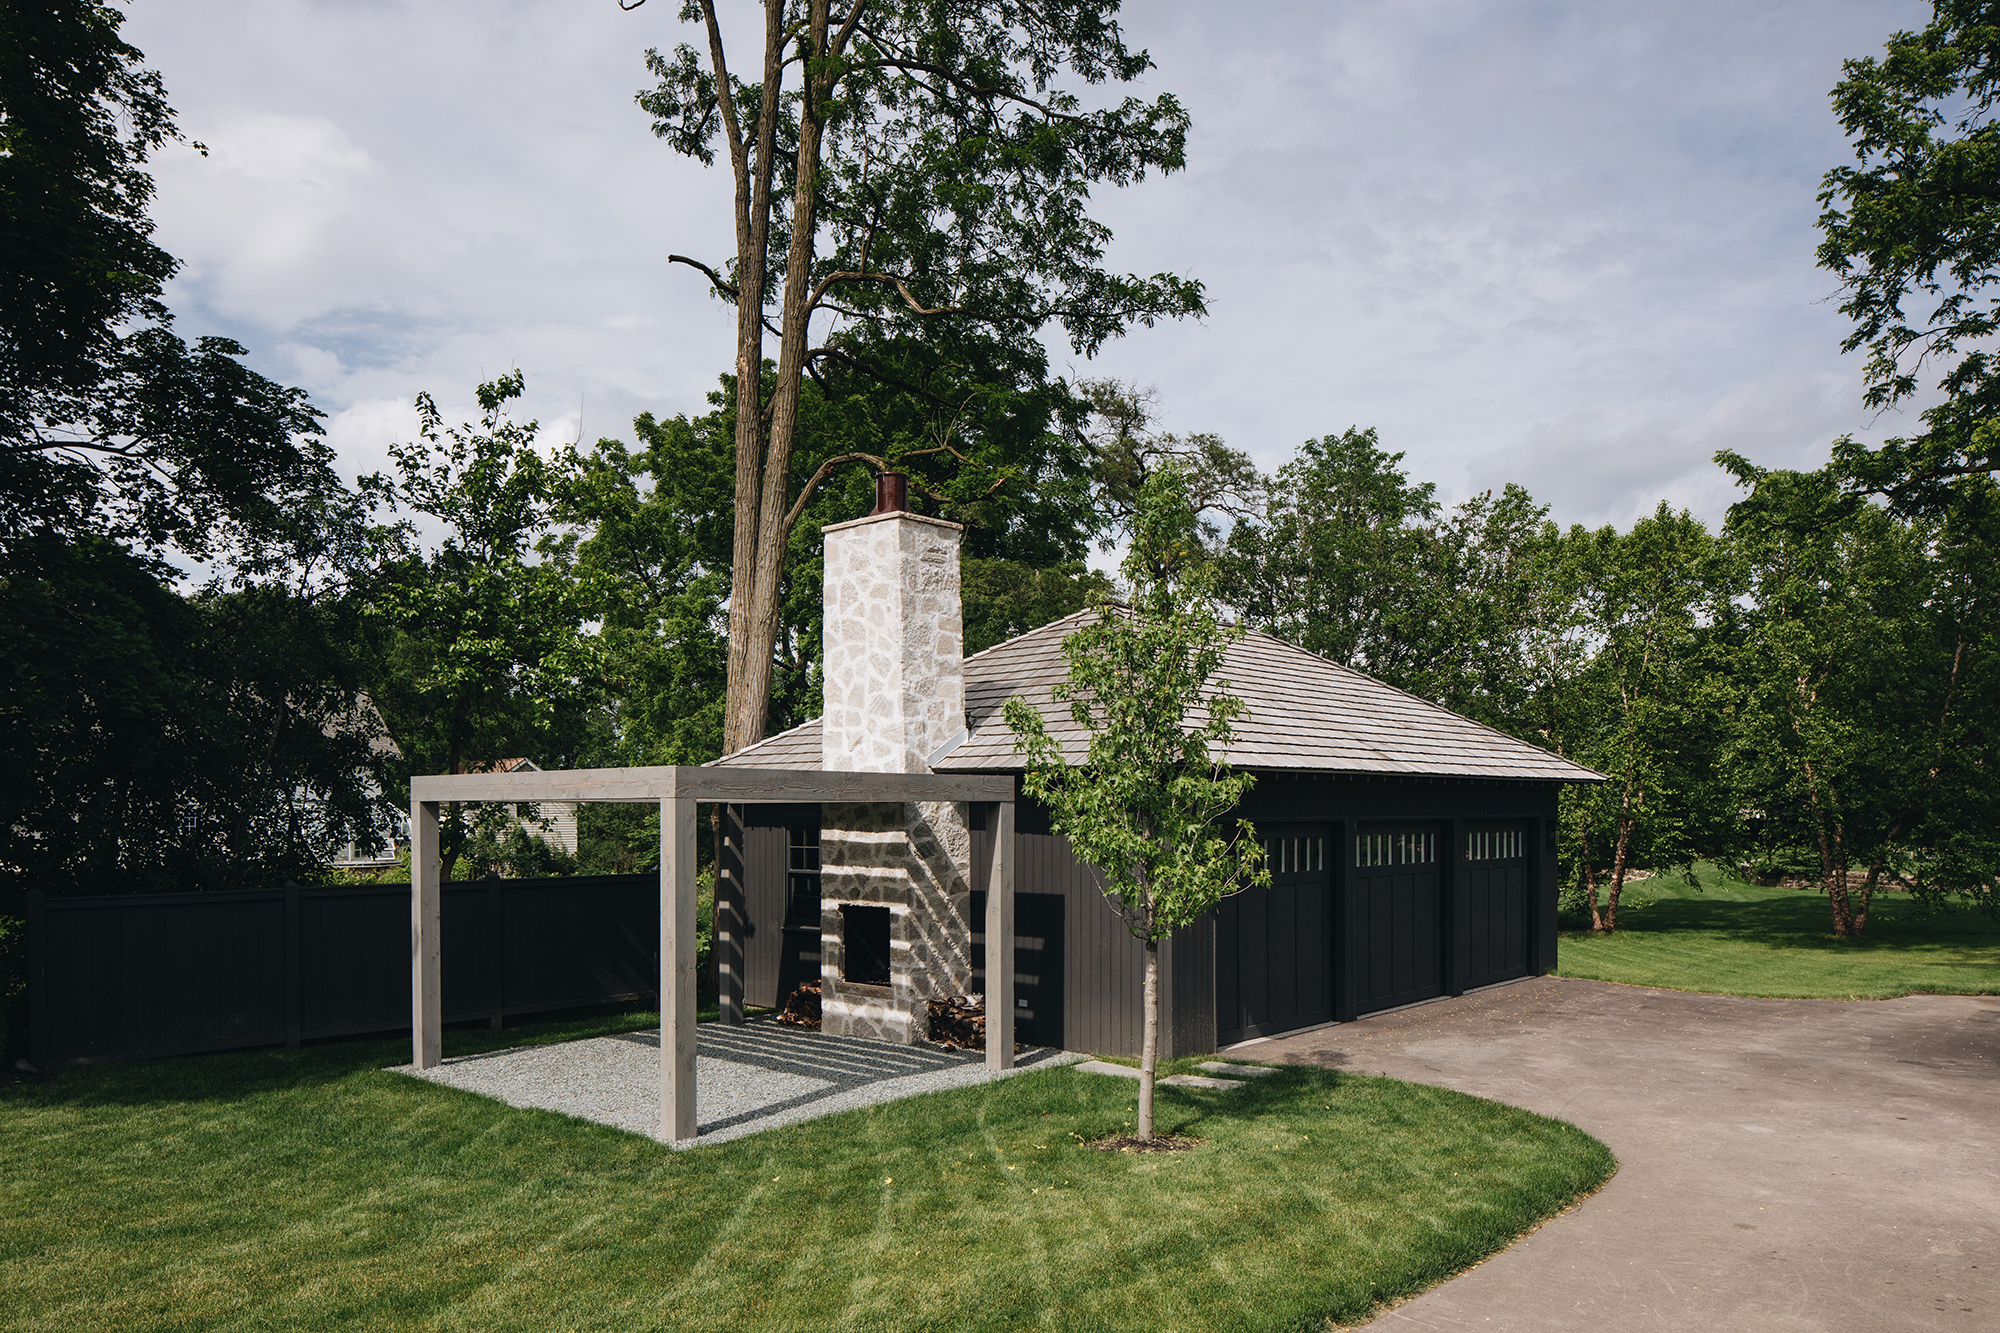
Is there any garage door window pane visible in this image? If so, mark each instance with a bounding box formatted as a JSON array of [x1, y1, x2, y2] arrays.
[[1358, 830, 1435, 867], [1465, 828, 1521, 861]]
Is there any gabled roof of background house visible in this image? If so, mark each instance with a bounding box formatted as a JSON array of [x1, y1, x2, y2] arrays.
[[713, 609, 1602, 783]]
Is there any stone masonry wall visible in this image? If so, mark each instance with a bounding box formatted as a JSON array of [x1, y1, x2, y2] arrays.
[[821, 510, 965, 772], [818, 509, 973, 1044]]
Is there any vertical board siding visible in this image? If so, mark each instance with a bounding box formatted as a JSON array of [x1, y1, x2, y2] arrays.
[[1350, 866, 1445, 1015], [966, 829, 1206, 1059], [743, 827, 789, 1009], [38, 892, 288, 1062], [1169, 912, 1216, 1057], [1214, 829, 1331, 1046], [27, 875, 662, 1066], [499, 877, 655, 1013], [298, 884, 409, 1039]]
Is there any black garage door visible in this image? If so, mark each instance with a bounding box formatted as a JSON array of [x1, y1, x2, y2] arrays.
[[1216, 828, 1332, 1046], [1464, 822, 1530, 988], [1350, 823, 1445, 1015]]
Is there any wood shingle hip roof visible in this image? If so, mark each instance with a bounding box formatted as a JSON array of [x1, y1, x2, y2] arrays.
[[713, 609, 1603, 783]]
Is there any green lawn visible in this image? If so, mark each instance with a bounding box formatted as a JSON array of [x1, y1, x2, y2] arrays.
[[1557, 864, 2000, 999], [1, 1012, 1611, 1332]]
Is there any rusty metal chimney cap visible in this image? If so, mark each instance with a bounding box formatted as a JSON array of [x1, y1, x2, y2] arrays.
[[869, 470, 908, 516]]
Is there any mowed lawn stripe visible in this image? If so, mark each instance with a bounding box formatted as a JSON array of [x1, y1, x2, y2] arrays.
[[0, 1015, 1610, 1333]]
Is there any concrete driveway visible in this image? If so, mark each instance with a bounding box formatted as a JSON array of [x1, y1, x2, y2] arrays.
[[1247, 976, 1997, 1332]]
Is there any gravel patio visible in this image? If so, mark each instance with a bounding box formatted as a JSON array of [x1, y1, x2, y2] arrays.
[[396, 1018, 1079, 1147]]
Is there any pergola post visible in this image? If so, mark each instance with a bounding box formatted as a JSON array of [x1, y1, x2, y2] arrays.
[[411, 798, 442, 1069], [660, 790, 699, 1144], [985, 799, 1015, 1072], [715, 804, 745, 1025]]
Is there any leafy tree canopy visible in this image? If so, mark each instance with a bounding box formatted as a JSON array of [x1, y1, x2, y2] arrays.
[[1819, 0, 2000, 512], [0, 0, 330, 556], [367, 373, 605, 880]]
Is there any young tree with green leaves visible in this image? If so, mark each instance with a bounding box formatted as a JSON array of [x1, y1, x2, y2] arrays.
[[629, 0, 1204, 753], [1005, 466, 1266, 1141], [1560, 505, 1740, 933], [369, 373, 603, 880]]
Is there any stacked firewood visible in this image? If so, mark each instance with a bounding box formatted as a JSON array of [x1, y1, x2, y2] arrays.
[[777, 979, 822, 1028], [926, 993, 986, 1052]]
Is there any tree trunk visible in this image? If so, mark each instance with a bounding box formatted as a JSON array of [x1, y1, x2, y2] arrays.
[[1605, 810, 1636, 935], [1581, 827, 1603, 933], [1139, 934, 1160, 1141], [720, 3, 838, 757], [717, 0, 789, 756], [1801, 759, 1856, 938], [1855, 861, 1882, 937]]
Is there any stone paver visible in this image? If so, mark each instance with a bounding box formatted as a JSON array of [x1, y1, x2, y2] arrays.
[[1245, 976, 1997, 1332]]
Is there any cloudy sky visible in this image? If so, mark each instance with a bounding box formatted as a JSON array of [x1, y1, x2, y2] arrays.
[[127, 0, 1930, 532]]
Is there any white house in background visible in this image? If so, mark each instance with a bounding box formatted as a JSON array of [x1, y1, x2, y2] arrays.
[[486, 758, 580, 856], [326, 737, 578, 872]]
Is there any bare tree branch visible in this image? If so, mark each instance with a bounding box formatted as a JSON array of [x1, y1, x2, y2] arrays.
[[668, 253, 739, 300], [781, 449, 957, 534]]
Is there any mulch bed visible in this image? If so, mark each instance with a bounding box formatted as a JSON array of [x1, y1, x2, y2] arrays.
[[1093, 1134, 1207, 1153]]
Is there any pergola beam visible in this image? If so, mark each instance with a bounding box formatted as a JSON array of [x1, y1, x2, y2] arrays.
[[411, 765, 1011, 806], [408, 765, 1015, 1145]]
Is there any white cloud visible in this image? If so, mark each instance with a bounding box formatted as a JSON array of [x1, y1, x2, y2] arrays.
[[125, 0, 1938, 530]]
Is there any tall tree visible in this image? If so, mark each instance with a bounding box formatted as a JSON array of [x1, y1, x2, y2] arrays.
[[1722, 457, 1999, 935], [559, 405, 736, 768], [1005, 466, 1266, 1141], [631, 0, 1203, 752], [1222, 431, 1558, 733], [1222, 428, 1438, 682], [1, 2, 384, 898], [1072, 378, 1264, 553], [1818, 0, 2000, 511]]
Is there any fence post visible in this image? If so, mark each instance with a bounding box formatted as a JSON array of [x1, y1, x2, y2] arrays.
[[488, 872, 505, 1030], [284, 880, 302, 1050], [24, 890, 47, 1068]]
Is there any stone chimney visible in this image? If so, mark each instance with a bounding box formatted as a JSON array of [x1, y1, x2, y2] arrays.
[[817, 474, 973, 1044]]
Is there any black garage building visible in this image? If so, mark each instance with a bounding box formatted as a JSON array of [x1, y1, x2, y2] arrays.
[[715, 610, 1599, 1057]]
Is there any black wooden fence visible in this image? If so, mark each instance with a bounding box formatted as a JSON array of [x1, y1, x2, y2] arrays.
[[24, 874, 660, 1066]]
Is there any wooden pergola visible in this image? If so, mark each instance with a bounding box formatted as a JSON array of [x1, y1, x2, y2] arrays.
[[409, 765, 1017, 1144]]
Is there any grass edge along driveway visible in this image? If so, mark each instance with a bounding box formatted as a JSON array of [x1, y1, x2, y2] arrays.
[[1, 1016, 1612, 1333], [1557, 864, 2000, 1000]]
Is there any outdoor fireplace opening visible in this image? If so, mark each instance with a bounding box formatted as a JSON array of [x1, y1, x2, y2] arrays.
[[840, 904, 892, 986]]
